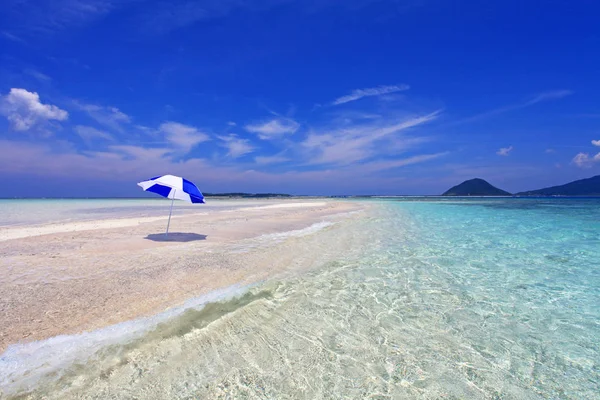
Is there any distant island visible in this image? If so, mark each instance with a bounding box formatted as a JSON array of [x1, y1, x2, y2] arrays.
[[516, 175, 600, 196], [442, 175, 600, 197], [442, 178, 511, 196]]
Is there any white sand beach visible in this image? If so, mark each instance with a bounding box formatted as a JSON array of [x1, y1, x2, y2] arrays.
[[0, 200, 363, 353]]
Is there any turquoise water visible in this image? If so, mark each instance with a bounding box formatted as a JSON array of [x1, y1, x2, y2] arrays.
[[366, 198, 600, 398], [2, 199, 599, 398]]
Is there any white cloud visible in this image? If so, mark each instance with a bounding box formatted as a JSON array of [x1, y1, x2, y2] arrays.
[[24, 69, 52, 82], [306, 136, 372, 165], [159, 121, 210, 152], [227, 121, 237, 126], [254, 154, 290, 165], [245, 118, 300, 140], [0, 88, 68, 131], [302, 111, 440, 166], [572, 153, 590, 168], [327, 110, 382, 126], [497, 146, 513, 156], [0, 140, 444, 195], [74, 125, 113, 142], [455, 90, 573, 125], [109, 145, 172, 160], [572, 140, 600, 167], [363, 152, 449, 172], [332, 84, 410, 105], [525, 90, 573, 105], [572, 152, 600, 168], [217, 134, 254, 158], [75, 101, 131, 132], [545, 148, 555, 154]]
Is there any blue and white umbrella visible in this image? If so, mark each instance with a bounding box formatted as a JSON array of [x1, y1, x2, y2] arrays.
[[137, 174, 205, 236]]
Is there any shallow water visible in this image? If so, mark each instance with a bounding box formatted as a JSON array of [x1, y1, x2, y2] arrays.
[[2, 199, 599, 399]]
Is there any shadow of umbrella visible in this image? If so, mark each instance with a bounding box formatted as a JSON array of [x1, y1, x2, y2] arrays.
[[145, 233, 207, 243]]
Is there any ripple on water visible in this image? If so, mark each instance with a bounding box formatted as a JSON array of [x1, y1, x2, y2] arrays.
[[3, 199, 600, 399]]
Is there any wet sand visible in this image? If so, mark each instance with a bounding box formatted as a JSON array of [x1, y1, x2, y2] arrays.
[[0, 200, 362, 353]]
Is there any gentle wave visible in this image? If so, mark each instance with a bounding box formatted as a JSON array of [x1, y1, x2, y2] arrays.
[[0, 284, 269, 398], [230, 221, 335, 253]]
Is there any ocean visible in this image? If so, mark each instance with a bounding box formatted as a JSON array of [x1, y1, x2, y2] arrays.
[[1, 198, 599, 399]]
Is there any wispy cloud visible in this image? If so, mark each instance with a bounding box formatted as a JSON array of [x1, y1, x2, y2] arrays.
[[4, 0, 118, 35], [136, 0, 266, 35], [24, 69, 52, 82], [135, 0, 417, 36], [302, 110, 440, 166], [0, 139, 445, 195], [254, 154, 290, 165], [327, 110, 382, 125], [592, 140, 600, 147], [456, 90, 573, 124], [496, 146, 513, 156], [1, 31, 26, 43], [332, 84, 410, 105], [108, 145, 172, 161], [0, 139, 201, 182], [159, 122, 210, 152], [217, 134, 254, 158], [524, 90, 573, 105], [245, 118, 300, 140], [75, 101, 131, 132], [74, 125, 113, 143], [136, 1, 211, 34], [362, 152, 449, 172], [1, 88, 68, 131]]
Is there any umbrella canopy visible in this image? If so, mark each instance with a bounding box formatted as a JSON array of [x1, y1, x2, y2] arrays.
[[137, 174, 205, 236], [137, 174, 205, 203]]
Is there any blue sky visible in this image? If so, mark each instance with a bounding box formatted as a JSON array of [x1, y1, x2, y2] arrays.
[[1, 0, 599, 196]]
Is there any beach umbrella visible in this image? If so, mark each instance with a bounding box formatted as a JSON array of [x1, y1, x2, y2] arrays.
[[137, 174, 205, 236]]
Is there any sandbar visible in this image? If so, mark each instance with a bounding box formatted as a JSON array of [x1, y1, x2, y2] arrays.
[[0, 200, 364, 353]]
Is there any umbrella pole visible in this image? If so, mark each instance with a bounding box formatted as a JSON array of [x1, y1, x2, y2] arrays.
[[165, 191, 175, 237]]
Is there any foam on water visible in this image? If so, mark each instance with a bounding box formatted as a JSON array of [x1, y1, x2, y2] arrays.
[[230, 221, 335, 253], [255, 221, 334, 242], [0, 284, 253, 397], [3, 198, 600, 399]]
